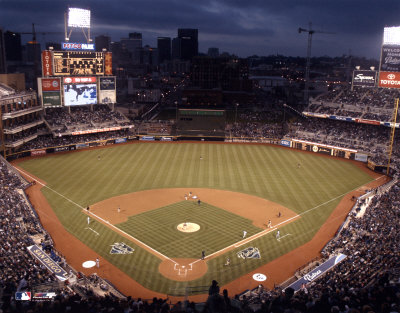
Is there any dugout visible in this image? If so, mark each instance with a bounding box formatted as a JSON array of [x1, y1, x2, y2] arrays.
[[176, 109, 226, 139]]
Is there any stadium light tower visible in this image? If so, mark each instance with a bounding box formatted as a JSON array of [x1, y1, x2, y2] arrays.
[[298, 23, 334, 104], [64, 7, 92, 43]]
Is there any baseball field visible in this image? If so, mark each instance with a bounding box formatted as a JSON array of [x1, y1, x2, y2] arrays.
[[15, 142, 385, 298]]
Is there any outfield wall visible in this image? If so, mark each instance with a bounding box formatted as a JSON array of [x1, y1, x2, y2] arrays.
[[6, 135, 368, 164]]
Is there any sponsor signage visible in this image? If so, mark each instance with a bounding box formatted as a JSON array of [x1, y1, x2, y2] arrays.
[[237, 247, 261, 259], [352, 70, 376, 87], [355, 153, 368, 162], [280, 139, 291, 147], [15, 292, 31, 301], [54, 146, 69, 153], [140, 136, 155, 141], [354, 118, 381, 125], [110, 242, 134, 254], [379, 71, 400, 88], [31, 149, 46, 156], [99, 77, 115, 90], [41, 78, 61, 91], [63, 77, 96, 84], [62, 42, 95, 51], [76, 143, 89, 149], [42, 91, 62, 107], [41, 50, 53, 76], [160, 137, 172, 141], [27, 245, 69, 281], [115, 138, 127, 144], [252, 273, 267, 282], [285, 254, 346, 292], [72, 126, 121, 135], [380, 45, 400, 72], [104, 52, 113, 75]]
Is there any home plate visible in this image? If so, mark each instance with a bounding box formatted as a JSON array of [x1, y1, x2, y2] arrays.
[[82, 260, 96, 268]]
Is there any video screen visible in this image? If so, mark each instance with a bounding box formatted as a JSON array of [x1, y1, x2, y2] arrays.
[[64, 83, 97, 106]]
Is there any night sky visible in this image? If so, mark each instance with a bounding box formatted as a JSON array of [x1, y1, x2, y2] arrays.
[[1, 0, 399, 59]]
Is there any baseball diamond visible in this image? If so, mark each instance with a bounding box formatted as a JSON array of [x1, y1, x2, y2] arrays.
[[15, 141, 387, 300]]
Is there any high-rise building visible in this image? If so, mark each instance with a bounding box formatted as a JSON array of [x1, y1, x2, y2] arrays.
[[0, 29, 6, 73], [157, 37, 171, 64], [121, 33, 142, 64], [172, 37, 181, 60], [207, 47, 219, 57], [95, 35, 111, 52], [4, 31, 22, 62], [177, 28, 198, 60]]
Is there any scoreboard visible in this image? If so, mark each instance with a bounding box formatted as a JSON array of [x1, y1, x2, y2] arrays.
[[52, 51, 105, 76]]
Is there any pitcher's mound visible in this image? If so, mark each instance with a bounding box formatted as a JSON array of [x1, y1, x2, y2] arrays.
[[177, 222, 200, 233]]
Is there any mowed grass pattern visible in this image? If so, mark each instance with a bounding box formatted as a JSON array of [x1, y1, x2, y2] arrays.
[[17, 142, 375, 294], [117, 201, 261, 258]]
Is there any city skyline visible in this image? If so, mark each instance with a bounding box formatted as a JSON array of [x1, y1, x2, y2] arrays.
[[0, 0, 399, 59]]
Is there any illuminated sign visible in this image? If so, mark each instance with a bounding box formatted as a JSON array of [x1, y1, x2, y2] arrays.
[[68, 8, 91, 28], [352, 70, 376, 87], [41, 78, 61, 91], [41, 50, 53, 76], [380, 45, 400, 72], [62, 42, 95, 51], [53, 51, 104, 76], [383, 26, 400, 45], [63, 77, 96, 84], [379, 71, 400, 88]]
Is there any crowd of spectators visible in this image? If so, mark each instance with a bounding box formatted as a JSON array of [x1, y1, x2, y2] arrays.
[[0, 157, 60, 308], [227, 111, 284, 140], [44, 106, 131, 134], [307, 86, 399, 122]]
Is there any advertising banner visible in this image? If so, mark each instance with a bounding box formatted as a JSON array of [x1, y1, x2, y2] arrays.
[[99, 77, 116, 104], [41, 78, 61, 91], [354, 118, 381, 125], [140, 136, 155, 141], [27, 245, 69, 281], [352, 70, 376, 87], [105, 52, 112, 75], [280, 139, 291, 147], [62, 42, 95, 51], [63, 77, 97, 84], [41, 50, 53, 76], [42, 91, 62, 107], [285, 254, 347, 292], [76, 143, 89, 149], [380, 45, 400, 72], [115, 138, 127, 144], [378, 71, 400, 88], [355, 153, 368, 162], [31, 150, 46, 156]]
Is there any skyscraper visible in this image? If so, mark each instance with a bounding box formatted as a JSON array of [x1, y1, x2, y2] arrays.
[[0, 29, 6, 73], [157, 37, 171, 64], [121, 32, 142, 64], [95, 35, 111, 52], [177, 28, 198, 61]]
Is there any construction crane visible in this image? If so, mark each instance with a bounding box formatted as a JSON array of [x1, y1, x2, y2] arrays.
[[298, 23, 334, 104], [20, 23, 63, 45]]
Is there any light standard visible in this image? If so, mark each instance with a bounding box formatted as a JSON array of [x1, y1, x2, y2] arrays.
[[235, 103, 239, 124], [175, 101, 178, 122]]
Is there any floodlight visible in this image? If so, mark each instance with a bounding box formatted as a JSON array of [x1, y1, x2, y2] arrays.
[[383, 26, 400, 45], [68, 8, 91, 29]]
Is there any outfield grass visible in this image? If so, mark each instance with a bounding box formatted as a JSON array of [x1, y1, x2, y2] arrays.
[[17, 142, 374, 294]]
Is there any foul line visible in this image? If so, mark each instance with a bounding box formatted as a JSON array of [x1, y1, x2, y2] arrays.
[[85, 227, 100, 236], [15, 167, 178, 265], [17, 166, 386, 268], [190, 175, 386, 266]]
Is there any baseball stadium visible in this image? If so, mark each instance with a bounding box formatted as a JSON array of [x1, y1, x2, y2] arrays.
[[0, 6, 400, 313]]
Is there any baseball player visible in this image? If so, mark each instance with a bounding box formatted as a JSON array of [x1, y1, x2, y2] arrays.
[[87, 216, 90, 225], [267, 220, 272, 228], [276, 230, 280, 240], [243, 230, 247, 238]]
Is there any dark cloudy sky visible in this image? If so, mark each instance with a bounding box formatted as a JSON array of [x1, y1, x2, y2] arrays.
[[0, 0, 399, 59]]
